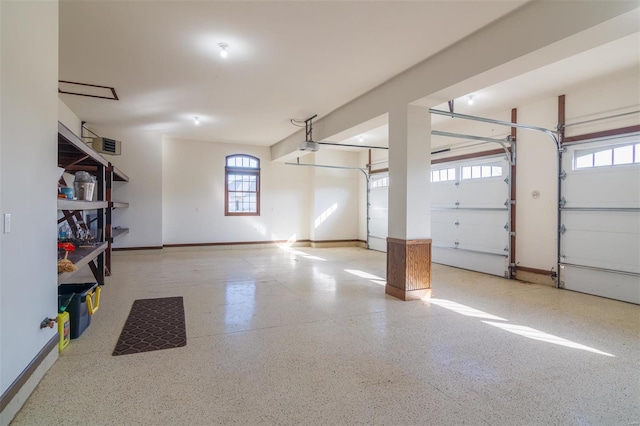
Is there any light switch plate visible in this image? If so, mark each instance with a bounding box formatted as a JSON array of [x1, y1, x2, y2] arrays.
[[4, 213, 10, 233]]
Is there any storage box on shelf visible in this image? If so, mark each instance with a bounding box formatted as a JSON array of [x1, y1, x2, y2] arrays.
[[57, 122, 129, 281]]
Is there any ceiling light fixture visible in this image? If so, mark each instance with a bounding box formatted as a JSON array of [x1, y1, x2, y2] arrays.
[[219, 43, 229, 58], [194, 116, 200, 125], [468, 95, 475, 105], [359, 135, 364, 142]]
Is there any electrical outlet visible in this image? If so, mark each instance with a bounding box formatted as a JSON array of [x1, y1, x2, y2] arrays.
[[3, 213, 11, 233]]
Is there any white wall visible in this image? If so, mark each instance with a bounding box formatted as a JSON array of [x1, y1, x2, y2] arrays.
[[0, 0, 58, 400], [513, 98, 561, 271], [58, 99, 81, 137], [564, 67, 640, 136], [162, 137, 311, 245], [309, 150, 361, 242], [91, 126, 163, 249]]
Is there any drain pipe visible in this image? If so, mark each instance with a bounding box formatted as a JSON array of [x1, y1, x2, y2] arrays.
[[429, 108, 562, 287]]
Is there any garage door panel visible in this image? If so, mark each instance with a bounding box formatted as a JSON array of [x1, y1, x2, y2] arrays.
[[562, 266, 640, 304], [370, 188, 388, 204], [369, 222, 387, 239], [563, 211, 640, 234], [458, 224, 507, 253], [562, 168, 640, 207], [433, 210, 507, 253], [432, 208, 507, 226], [454, 210, 508, 226], [368, 236, 386, 253], [368, 173, 388, 251], [562, 230, 640, 274], [560, 137, 640, 303], [432, 181, 458, 207], [457, 179, 508, 207], [368, 156, 510, 277], [430, 155, 510, 277], [562, 211, 640, 271], [431, 220, 457, 244], [433, 248, 507, 277]]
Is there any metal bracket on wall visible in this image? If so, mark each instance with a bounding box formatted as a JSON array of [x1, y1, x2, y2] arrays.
[[560, 197, 567, 208], [560, 170, 567, 180], [559, 224, 566, 235]]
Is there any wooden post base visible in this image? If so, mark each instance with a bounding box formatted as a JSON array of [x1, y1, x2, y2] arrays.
[[386, 238, 432, 301]]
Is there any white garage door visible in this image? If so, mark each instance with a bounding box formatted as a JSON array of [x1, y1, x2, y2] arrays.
[[368, 173, 388, 252], [367, 155, 511, 277], [560, 135, 640, 304], [431, 155, 511, 277]]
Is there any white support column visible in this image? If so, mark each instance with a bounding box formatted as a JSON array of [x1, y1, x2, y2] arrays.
[[386, 104, 433, 300], [388, 104, 432, 239]]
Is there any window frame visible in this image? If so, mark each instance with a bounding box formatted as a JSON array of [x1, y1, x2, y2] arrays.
[[225, 154, 261, 216], [573, 140, 640, 170], [460, 161, 503, 180]]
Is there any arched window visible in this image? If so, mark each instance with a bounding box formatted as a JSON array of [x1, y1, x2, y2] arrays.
[[225, 154, 260, 216]]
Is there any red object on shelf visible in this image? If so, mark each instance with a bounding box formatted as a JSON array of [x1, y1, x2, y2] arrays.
[[58, 242, 76, 251]]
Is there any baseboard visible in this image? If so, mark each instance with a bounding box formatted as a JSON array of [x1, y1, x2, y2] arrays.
[[114, 240, 366, 252], [163, 239, 311, 248], [310, 240, 366, 248], [515, 266, 556, 287], [0, 335, 58, 426], [112, 246, 162, 252]]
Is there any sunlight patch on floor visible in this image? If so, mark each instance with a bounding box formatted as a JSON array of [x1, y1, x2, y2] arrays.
[[289, 250, 326, 261], [345, 269, 386, 286], [483, 321, 615, 357], [427, 298, 615, 357], [428, 299, 507, 321]]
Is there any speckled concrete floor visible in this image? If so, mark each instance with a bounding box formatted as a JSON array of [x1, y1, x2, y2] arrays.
[[11, 247, 640, 425]]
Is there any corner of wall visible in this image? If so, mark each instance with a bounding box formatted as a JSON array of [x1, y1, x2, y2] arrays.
[[57, 98, 82, 137]]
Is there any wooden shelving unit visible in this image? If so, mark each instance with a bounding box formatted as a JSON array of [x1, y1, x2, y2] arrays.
[[58, 121, 129, 281], [58, 199, 108, 210], [57, 242, 108, 285], [112, 228, 130, 240]]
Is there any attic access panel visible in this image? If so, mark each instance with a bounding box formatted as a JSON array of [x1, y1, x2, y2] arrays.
[[58, 81, 119, 101]]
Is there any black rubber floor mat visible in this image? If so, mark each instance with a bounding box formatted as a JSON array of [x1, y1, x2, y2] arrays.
[[113, 296, 186, 356]]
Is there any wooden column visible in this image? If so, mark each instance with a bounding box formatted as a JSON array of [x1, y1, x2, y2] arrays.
[[386, 238, 432, 300]]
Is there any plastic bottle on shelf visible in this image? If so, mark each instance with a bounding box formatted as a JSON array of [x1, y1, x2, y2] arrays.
[[58, 223, 71, 240]]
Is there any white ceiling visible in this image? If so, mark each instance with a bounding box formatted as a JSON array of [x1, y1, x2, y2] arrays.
[[59, 2, 639, 152], [326, 31, 640, 151], [59, 0, 528, 146]]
